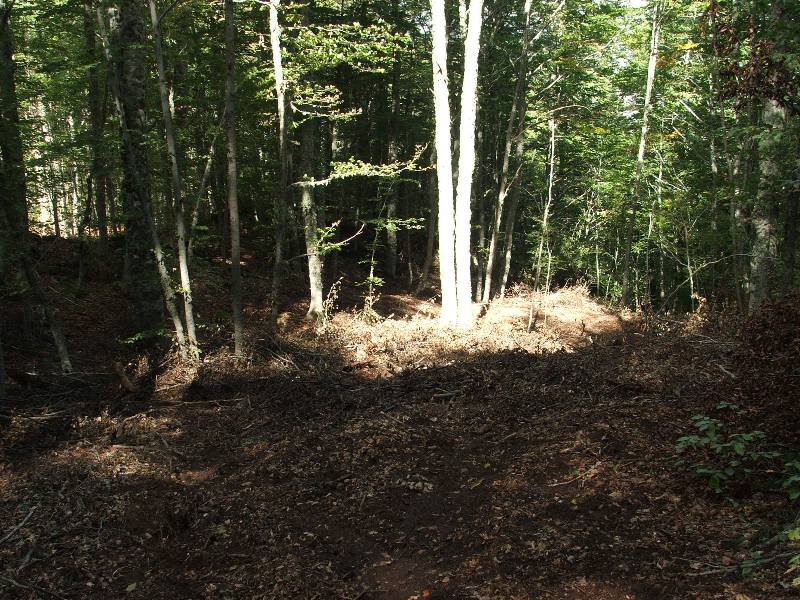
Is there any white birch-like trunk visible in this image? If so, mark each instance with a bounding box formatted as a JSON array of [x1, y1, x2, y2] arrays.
[[429, 0, 457, 324], [453, 0, 484, 327]]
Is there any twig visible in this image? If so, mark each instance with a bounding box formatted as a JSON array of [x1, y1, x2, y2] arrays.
[[0, 576, 65, 600], [685, 551, 798, 577], [157, 432, 188, 459], [547, 461, 602, 487], [0, 505, 37, 545]]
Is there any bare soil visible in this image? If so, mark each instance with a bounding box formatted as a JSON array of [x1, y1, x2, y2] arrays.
[[1, 237, 798, 599]]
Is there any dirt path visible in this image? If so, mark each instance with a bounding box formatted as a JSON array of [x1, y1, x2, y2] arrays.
[[1, 289, 797, 599]]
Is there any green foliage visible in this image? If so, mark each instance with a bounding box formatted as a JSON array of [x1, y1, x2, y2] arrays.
[[787, 528, 800, 587], [676, 404, 799, 500], [676, 415, 773, 494], [783, 460, 800, 501], [121, 329, 170, 345]]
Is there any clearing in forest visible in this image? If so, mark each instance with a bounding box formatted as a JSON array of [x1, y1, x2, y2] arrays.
[[2, 279, 798, 600]]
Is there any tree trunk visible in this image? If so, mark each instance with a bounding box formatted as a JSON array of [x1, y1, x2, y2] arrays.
[[749, 100, 784, 312], [100, 3, 188, 353], [224, 0, 244, 354], [149, 0, 199, 359], [729, 111, 754, 312], [51, 189, 61, 237], [783, 174, 798, 294], [299, 119, 324, 322], [473, 127, 486, 302], [622, 0, 661, 306], [534, 115, 557, 291], [269, 0, 290, 322], [483, 0, 533, 303], [0, 1, 72, 373], [84, 0, 108, 255], [453, 0, 484, 328], [499, 135, 524, 297], [417, 150, 438, 293], [188, 112, 223, 265], [385, 42, 401, 279], [429, 0, 457, 325]]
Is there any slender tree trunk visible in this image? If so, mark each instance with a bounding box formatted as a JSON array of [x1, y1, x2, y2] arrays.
[[749, 99, 784, 312], [224, 0, 244, 354], [729, 114, 754, 312], [149, 0, 199, 359], [99, 4, 188, 352], [188, 112, 223, 265], [0, 227, 5, 399], [622, 0, 661, 306], [473, 128, 486, 302], [84, 0, 108, 255], [499, 135, 525, 297], [385, 20, 401, 279], [535, 115, 557, 290], [429, 0, 457, 324], [498, 180, 520, 298], [269, 0, 290, 321], [685, 224, 695, 311], [783, 174, 799, 294], [453, 0, 484, 328], [483, 0, 533, 303], [106, 176, 119, 234], [0, 1, 72, 372], [299, 119, 324, 321], [417, 150, 438, 293], [51, 189, 61, 237]]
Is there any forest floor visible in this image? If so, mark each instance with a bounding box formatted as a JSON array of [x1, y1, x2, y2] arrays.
[[1, 237, 799, 600]]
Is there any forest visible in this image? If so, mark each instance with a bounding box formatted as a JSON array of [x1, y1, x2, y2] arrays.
[[1, 0, 799, 597]]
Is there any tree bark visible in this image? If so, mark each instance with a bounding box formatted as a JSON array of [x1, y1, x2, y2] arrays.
[[100, 3, 188, 352], [84, 1, 109, 255], [385, 36, 401, 279], [483, 0, 533, 303], [148, 0, 199, 359], [534, 114, 557, 291], [499, 135, 524, 297], [453, 0, 484, 328], [749, 100, 784, 312], [223, 0, 244, 354], [299, 119, 324, 322], [417, 149, 438, 293], [0, 1, 72, 372], [269, 0, 290, 321], [429, 0, 457, 324], [188, 111, 224, 265], [783, 174, 799, 294]]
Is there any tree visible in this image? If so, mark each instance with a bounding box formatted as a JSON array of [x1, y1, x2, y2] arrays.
[[269, 0, 290, 322], [299, 118, 324, 322], [429, 0, 457, 324], [453, 0, 484, 327], [149, 0, 200, 359], [621, 0, 661, 307], [224, 0, 245, 355], [1, 0, 72, 373], [483, 0, 537, 303]]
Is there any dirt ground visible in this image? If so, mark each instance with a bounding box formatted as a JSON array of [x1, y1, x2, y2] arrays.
[[1, 238, 799, 599]]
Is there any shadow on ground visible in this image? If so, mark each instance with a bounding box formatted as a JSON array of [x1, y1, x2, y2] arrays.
[[2, 313, 793, 600]]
